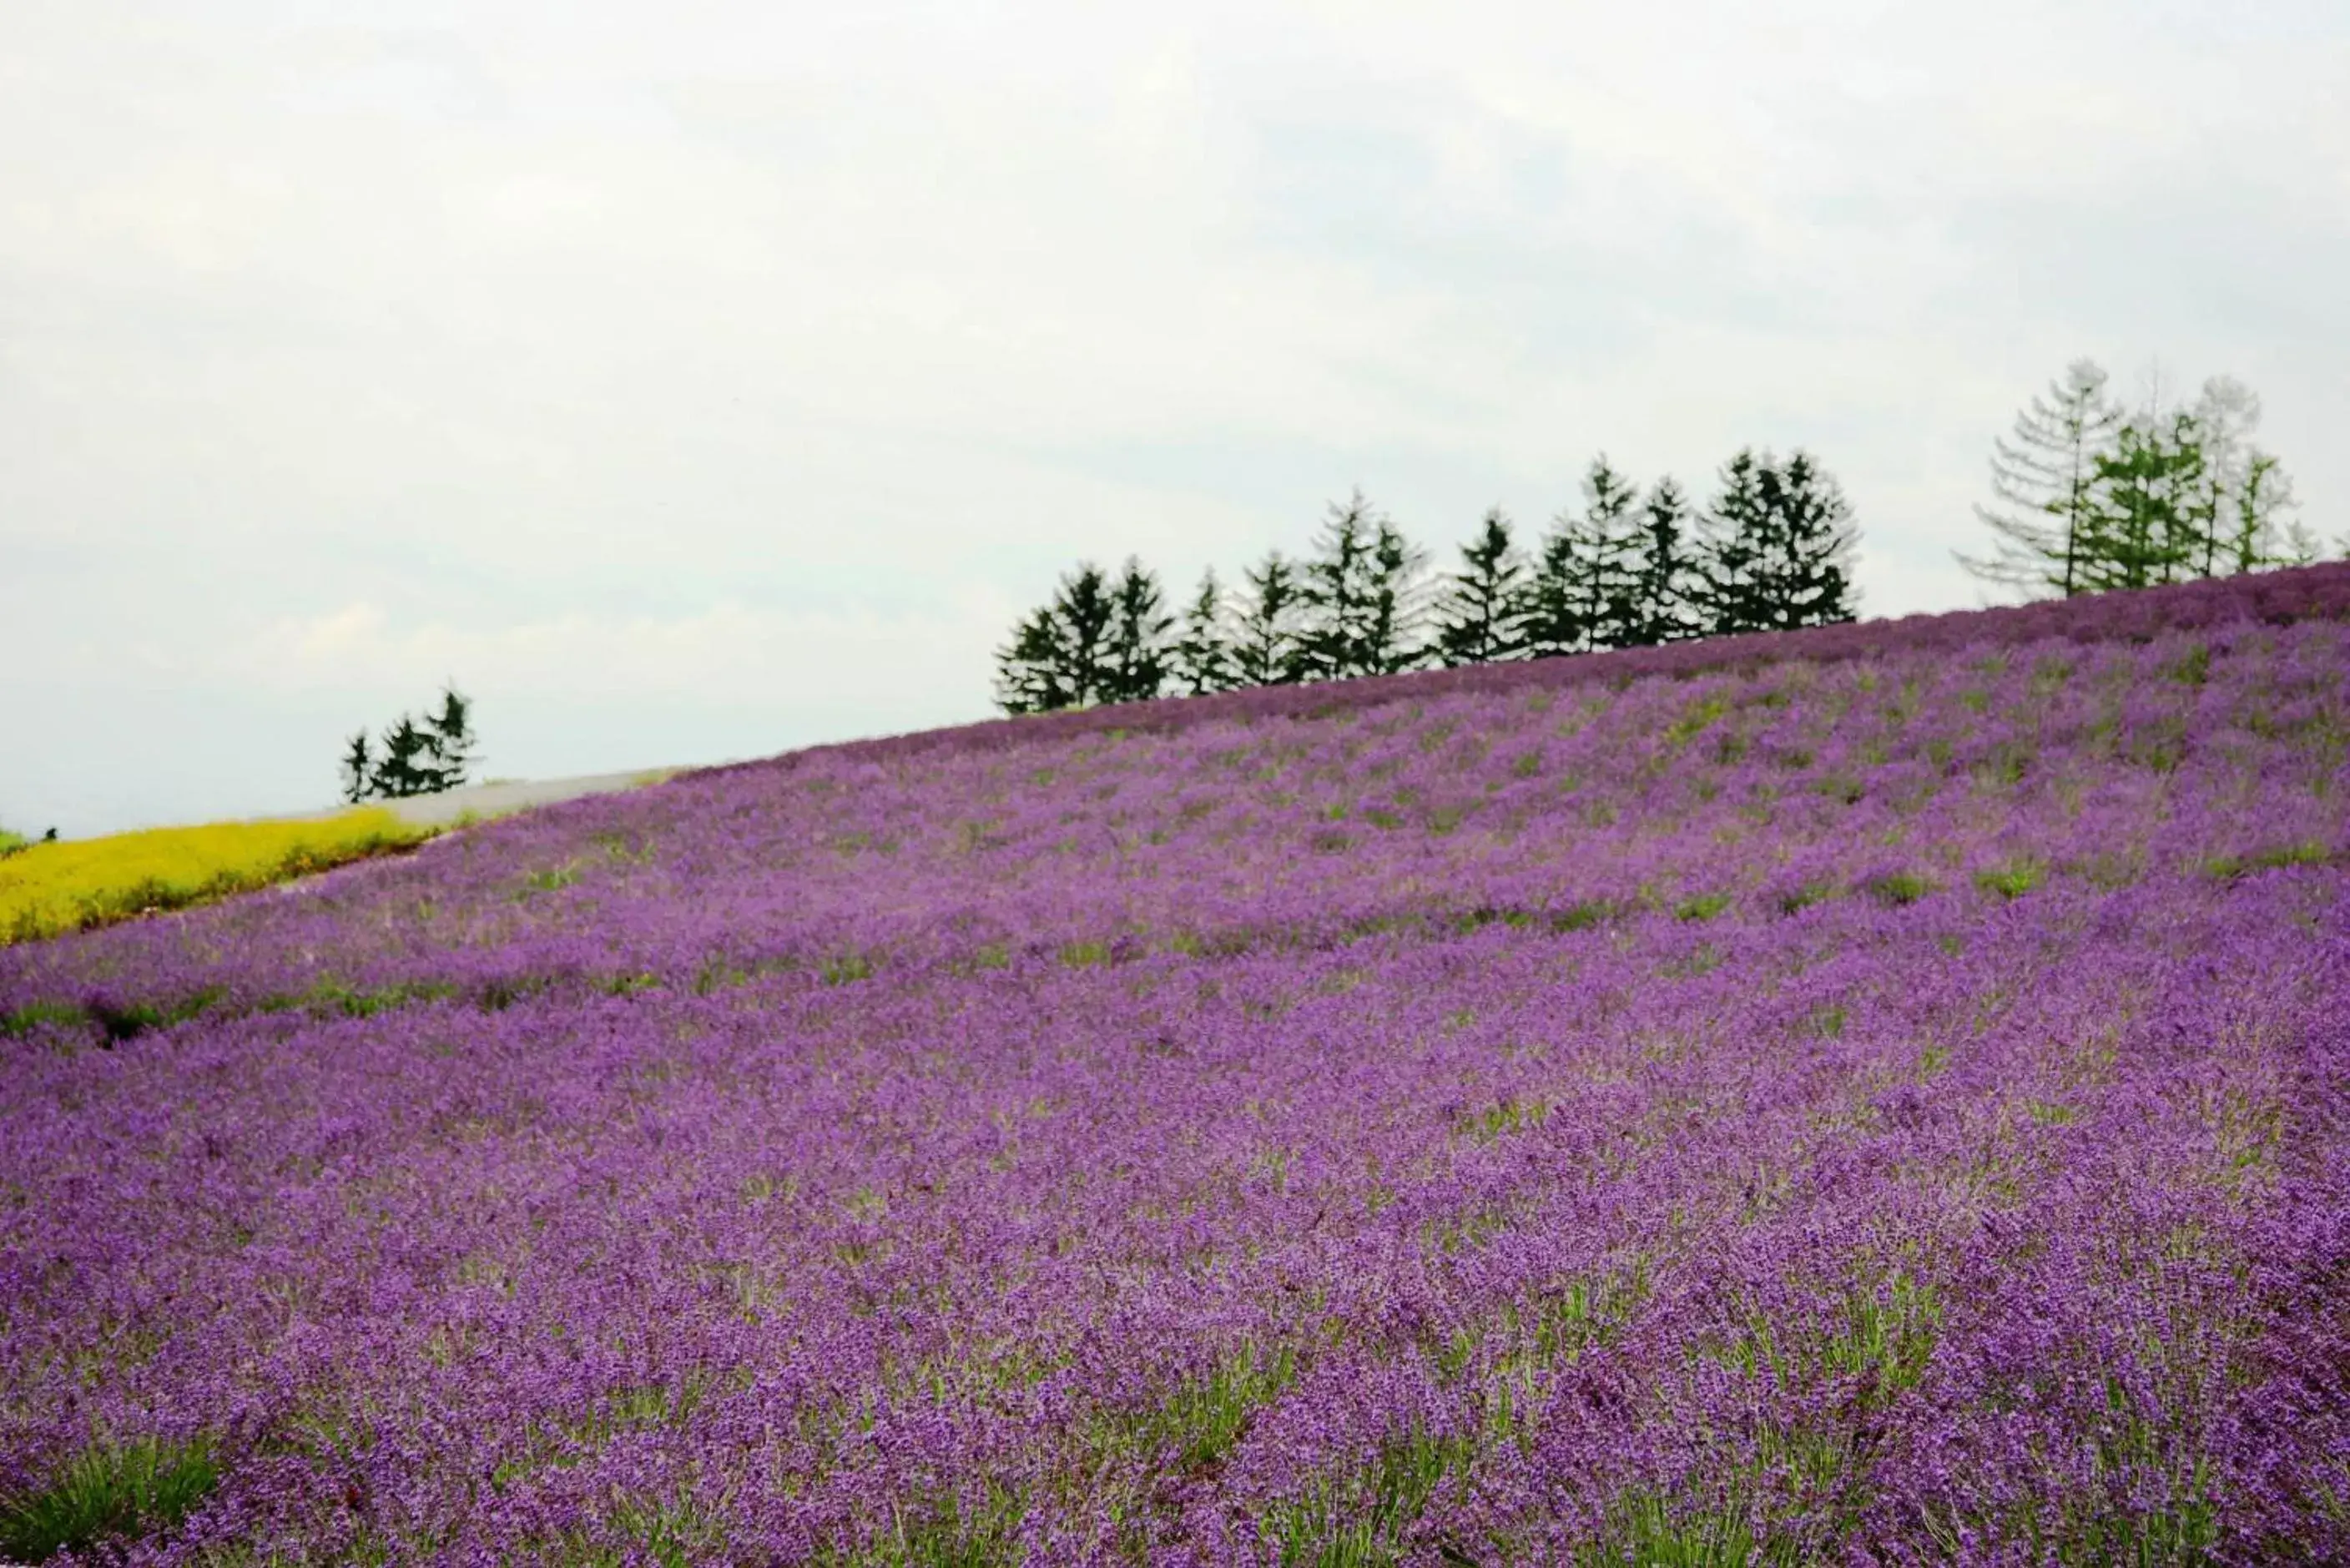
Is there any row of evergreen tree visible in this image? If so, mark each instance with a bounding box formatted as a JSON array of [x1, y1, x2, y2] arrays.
[[339, 686, 479, 802], [996, 447, 1858, 713], [1960, 361, 2317, 597]]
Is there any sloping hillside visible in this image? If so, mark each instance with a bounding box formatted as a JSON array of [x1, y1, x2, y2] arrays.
[[4, 567, 2348, 1563]]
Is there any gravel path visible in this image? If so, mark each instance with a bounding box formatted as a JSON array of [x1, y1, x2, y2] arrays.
[[373, 769, 678, 828]]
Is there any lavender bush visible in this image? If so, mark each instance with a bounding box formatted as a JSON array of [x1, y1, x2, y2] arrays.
[[3, 567, 2348, 1563]]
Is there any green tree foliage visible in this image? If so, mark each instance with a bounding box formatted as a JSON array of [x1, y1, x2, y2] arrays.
[[1694, 449, 1858, 635], [424, 685, 478, 784], [1296, 491, 1426, 680], [2078, 411, 2206, 592], [1430, 508, 1527, 667], [1622, 476, 1697, 646], [1100, 557, 1172, 705], [339, 731, 376, 806], [1169, 569, 1238, 695], [992, 446, 1870, 707], [1964, 361, 2313, 597], [1230, 552, 1308, 688], [1520, 458, 1653, 658], [341, 685, 480, 801], [994, 562, 1116, 714], [2230, 451, 2314, 572]]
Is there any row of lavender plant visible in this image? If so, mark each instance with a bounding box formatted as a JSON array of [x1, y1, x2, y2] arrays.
[[2, 568, 2347, 1562], [8, 577, 2342, 1036]]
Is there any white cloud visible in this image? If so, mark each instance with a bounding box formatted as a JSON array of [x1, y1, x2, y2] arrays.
[[3, 0, 2345, 833]]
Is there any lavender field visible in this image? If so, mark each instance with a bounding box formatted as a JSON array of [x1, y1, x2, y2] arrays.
[[6, 570, 2350, 1565]]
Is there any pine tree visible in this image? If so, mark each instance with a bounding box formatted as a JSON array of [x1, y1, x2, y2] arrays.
[[1231, 552, 1307, 687], [1098, 557, 1172, 705], [339, 731, 376, 804], [992, 562, 1117, 713], [1169, 570, 1237, 695], [1518, 458, 1648, 658], [1621, 476, 1697, 646], [1359, 516, 1425, 676], [1430, 509, 1526, 666], [1295, 491, 1425, 680], [1958, 360, 2124, 598], [423, 684, 477, 790], [994, 608, 1077, 715], [2079, 414, 2203, 592], [1695, 449, 1858, 635], [371, 716, 440, 799], [1578, 457, 1646, 650], [1692, 449, 1774, 637]]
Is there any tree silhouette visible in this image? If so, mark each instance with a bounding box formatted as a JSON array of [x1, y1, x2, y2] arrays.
[[993, 562, 1116, 713], [1231, 552, 1308, 687], [1099, 557, 1172, 705], [1621, 476, 1697, 646], [1695, 449, 1857, 635], [340, 731, 377, 805], [1430, 508, 1526, 666], [1297, 491, 1425, 679], [1169, 569, 1238, 695]]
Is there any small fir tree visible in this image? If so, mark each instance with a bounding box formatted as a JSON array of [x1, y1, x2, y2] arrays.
[[994, 608, 1076, 715], [1430, 509, 1527, 666], [1621, 476, 1697, 646], [1169, 569, 1238, 695], [1296, 491, 1425, 680], [340, 730, 377, 805], [1518, 457, 1647, 658], [1231, 552, 1308, 687], [1098, 557, 1172, 705], [992, 562, 1117, 713], [1692, 449, 1774, 637], [371, 716, 441, 799], [1694, 448, 1858, 635], [423, 685, 477, 789], [1577, 457, 1647, 650]]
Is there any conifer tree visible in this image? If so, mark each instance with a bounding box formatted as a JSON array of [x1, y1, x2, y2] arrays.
[[1359, 517, 1425, 677], [1761, 450, 1859, 629], [1621, 476, 1697, 646], [1231, 552, 1307, 687], [372, 716, 440, 799], [1578, 457, 1646, 650], [423, 685, 477, 790], [993, 562, 1116, 713], [1518, 458, 1647, 658], [1958, 360, 2124, 598], [994, 610, 1075, 715], [1694, 448, 1858, 635], [1430, 509, 1526, 666], [340, 731, 376, 804], [1169, 570, 1238, 695], [1098, 557, 1172, 705], [1693, 449, 1774, 637], [1517, 516, 1591, 660], [1294, 491, 1426, 680]]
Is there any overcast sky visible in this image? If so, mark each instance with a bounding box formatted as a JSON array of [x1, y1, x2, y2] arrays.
[[4, 0, 2344, 837]]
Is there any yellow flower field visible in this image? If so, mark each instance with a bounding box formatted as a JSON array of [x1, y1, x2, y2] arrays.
[[0, 809, 426, 945]]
